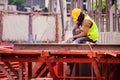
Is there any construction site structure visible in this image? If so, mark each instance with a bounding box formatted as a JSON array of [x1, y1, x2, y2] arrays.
[[0, 43, 120, 80], [0, 0, 120, 80]]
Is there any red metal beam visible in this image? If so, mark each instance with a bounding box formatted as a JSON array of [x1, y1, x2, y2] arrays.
[[0, 44, 120, 80], [14, 43, 120, 51]]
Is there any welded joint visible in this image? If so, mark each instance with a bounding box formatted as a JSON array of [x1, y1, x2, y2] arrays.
[[41, 51, 50, 57], [45, 57, 58, 79]]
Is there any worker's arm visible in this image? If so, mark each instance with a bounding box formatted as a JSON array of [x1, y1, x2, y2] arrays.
[[73, 20, 92, 38], [67, 20, 92, 43]]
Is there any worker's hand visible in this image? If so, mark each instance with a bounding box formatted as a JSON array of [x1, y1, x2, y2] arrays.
[[75, 28, 82, 35], [73, 28, 83, 36], [66, 36, 76, 43]]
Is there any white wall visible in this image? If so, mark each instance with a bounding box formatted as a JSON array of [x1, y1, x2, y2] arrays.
[[2, 14, 62, 43], [2, 13, 120, 44], [2, 14, 29, 42], [32, 15, 56, 42]]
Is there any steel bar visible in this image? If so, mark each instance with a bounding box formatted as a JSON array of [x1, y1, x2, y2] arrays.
[[14, 43, 120, 51], [0, 64, 15, 80], [24, 62, 28, 80], [1, 57, 120, 63], [58, 62, 63, 80], [92, 58, 101, 80], [32, 62, 47, 78], [4, 62, 18, 77], [59, 0, 65, 41], [45, 58, 57, 80], [55, 14, 59, 42], [28, 62, 32, 80], [19, 62, 24, 80], [38, 66, 49, 77]]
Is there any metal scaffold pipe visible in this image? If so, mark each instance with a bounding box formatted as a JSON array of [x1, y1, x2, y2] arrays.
[[28, 0, 33, 43]]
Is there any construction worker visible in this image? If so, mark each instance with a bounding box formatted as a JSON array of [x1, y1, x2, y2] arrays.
[[68, 8, 99, 43]]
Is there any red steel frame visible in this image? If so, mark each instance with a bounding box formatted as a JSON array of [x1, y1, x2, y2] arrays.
[[0, 43, 120, 80]]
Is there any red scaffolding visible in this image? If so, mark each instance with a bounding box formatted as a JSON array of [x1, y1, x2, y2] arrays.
[[0, 43, 120, 80]]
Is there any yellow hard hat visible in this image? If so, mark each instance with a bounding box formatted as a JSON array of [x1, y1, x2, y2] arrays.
[[72, 8, 82, 22]]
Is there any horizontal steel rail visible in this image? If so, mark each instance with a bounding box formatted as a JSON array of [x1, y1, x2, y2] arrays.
[[14, 43, 120, 51]]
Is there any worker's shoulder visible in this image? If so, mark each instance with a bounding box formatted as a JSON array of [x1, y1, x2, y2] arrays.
[[84, 19, 92, 24], [83, 19, 92, 27]]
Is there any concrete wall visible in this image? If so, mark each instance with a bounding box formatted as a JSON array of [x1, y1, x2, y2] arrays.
[[32, 15, 56, 42], [2, 13, 120, 44], [2, 14, 29, 42], [2, 14, 62, 43]]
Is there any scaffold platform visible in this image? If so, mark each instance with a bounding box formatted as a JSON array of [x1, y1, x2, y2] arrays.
[[0, 43, 120, 80]]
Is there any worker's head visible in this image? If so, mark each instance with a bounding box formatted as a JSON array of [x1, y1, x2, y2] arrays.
[[72, 8, 82, 22]]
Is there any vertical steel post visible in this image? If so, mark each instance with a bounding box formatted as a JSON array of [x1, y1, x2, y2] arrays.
[[28, 0, 33, 43], [114, 0, 117, 32], [106, 0, 110, 32], [59, 0, 65, 41], [0, 11, 2, 43], [19, 62, 24, 80], [98, 0, 102, 32], [92, 58, 101, 80], [58, 62, 63, 80], [56, 14, 59, 43], [24, 62, 28, 80], [28, 62, 32, 80]]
